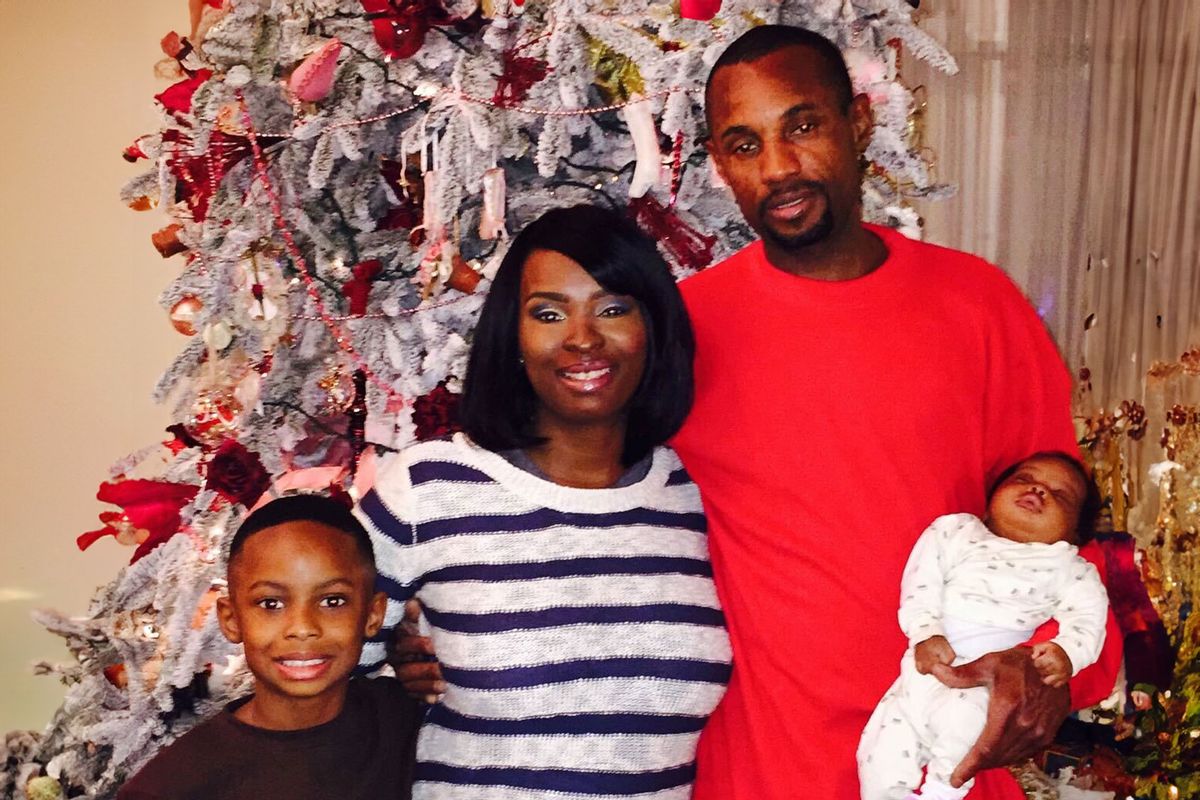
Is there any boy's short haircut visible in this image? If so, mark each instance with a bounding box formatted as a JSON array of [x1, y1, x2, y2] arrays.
[[228, 494, 376, 572], [989, 451, 1103, 545]]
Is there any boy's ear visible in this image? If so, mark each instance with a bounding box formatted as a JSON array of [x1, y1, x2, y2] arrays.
[[364, 590, 387, 638], [216, 594, 242, 644]]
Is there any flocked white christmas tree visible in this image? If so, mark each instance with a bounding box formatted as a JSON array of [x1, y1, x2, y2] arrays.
[[1, 1, 955, 796]]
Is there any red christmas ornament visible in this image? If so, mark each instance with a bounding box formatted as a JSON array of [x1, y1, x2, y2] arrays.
[[287, 39, 344, 102], [341, 259, 383, 316], [169, 295, 204, 335], [679, 0, 722, 20], [103, 663, 128, 689], [360, 0, 481, 61], [78, 479, 200, 563], [446, 254, 481, 294]]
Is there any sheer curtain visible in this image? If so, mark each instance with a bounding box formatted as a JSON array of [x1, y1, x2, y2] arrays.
[[906, 0, 1095, 369], [1080, 0, 1200, 408], [907, 0, 1199, 410]]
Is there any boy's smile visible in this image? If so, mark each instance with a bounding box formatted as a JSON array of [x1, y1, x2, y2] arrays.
[[217, 519, 385, 730]]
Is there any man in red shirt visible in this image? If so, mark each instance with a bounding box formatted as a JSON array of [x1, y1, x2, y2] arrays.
[[673, 24, 1120, 800]]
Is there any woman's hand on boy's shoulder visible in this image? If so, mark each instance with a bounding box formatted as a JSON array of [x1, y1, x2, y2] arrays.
[[389, 599, 447, 704]]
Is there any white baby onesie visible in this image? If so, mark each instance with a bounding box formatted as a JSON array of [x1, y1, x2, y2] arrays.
[[857, 513, 1108, 800]]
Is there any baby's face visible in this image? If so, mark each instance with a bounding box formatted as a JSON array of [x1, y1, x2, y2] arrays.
[[987, 456, 1087, 545]]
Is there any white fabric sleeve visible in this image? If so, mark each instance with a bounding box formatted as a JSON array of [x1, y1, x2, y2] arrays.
[[1050, 556, 1109, 676], [897, 516, 957, 645]]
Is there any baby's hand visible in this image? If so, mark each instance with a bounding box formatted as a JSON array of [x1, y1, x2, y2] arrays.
[[914, 635, 956, 674], [1031, 642, 1073, 687]]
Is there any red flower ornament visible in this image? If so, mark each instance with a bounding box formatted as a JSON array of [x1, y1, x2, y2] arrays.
[[205, 439, 272, 509], [78, 479, 200, 563]]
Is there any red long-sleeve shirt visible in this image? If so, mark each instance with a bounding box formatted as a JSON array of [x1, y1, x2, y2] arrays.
[[673, 225, 1121, 800]]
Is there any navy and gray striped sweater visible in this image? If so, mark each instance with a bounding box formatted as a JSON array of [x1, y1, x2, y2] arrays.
[[357, 433, 731, 799]]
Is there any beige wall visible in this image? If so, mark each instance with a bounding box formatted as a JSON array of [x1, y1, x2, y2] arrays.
[[0, 3, 184, 730]]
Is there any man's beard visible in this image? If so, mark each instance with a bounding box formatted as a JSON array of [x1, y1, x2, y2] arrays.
[[763, 206, 834, 251], [758, 183, 835, 251]]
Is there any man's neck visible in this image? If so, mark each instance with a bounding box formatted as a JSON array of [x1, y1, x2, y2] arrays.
[[762, 221, 888, 281]]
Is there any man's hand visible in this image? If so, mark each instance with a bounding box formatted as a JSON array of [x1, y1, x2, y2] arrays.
[[388, 599, 446, 704], [930, 646, 1070, 788], [914, 635, 956, 675], [1030, 642, 1072, 688]]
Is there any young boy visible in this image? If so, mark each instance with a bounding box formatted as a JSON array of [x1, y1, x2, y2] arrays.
[[857, 452, 1110, 800], [118, 494, 421, 800]]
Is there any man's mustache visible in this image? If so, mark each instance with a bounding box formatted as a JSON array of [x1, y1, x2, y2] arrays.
[[759, 181, 829, 217]]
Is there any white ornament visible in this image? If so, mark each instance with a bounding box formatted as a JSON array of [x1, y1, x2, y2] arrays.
[[202, 321, 234, 351], [478, 167, 507, 240], [622, 95, 662, 199]]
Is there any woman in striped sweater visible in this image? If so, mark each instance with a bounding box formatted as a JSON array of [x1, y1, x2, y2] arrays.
[[356, 204, 731, 799]]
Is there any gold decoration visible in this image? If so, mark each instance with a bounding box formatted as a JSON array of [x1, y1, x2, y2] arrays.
[[317, 361, 356, 415], [1077, 400, 1148, 530], [586, 35, 645, 104], [1151, 405, 1200, 636]]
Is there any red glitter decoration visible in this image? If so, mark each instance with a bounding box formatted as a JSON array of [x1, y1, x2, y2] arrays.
[[628, 195, 717, 271], [492, 48, 550, 107], [412, 381, 462, 441]]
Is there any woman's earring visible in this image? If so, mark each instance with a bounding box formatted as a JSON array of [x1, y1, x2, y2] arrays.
[[518, 356, 525, 365]]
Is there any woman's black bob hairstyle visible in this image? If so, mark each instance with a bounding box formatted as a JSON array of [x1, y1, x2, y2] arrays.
[[460, 203, 694, 466]]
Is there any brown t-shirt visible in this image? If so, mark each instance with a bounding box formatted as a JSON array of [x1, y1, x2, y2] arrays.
[[117, 678, 421, 800]]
